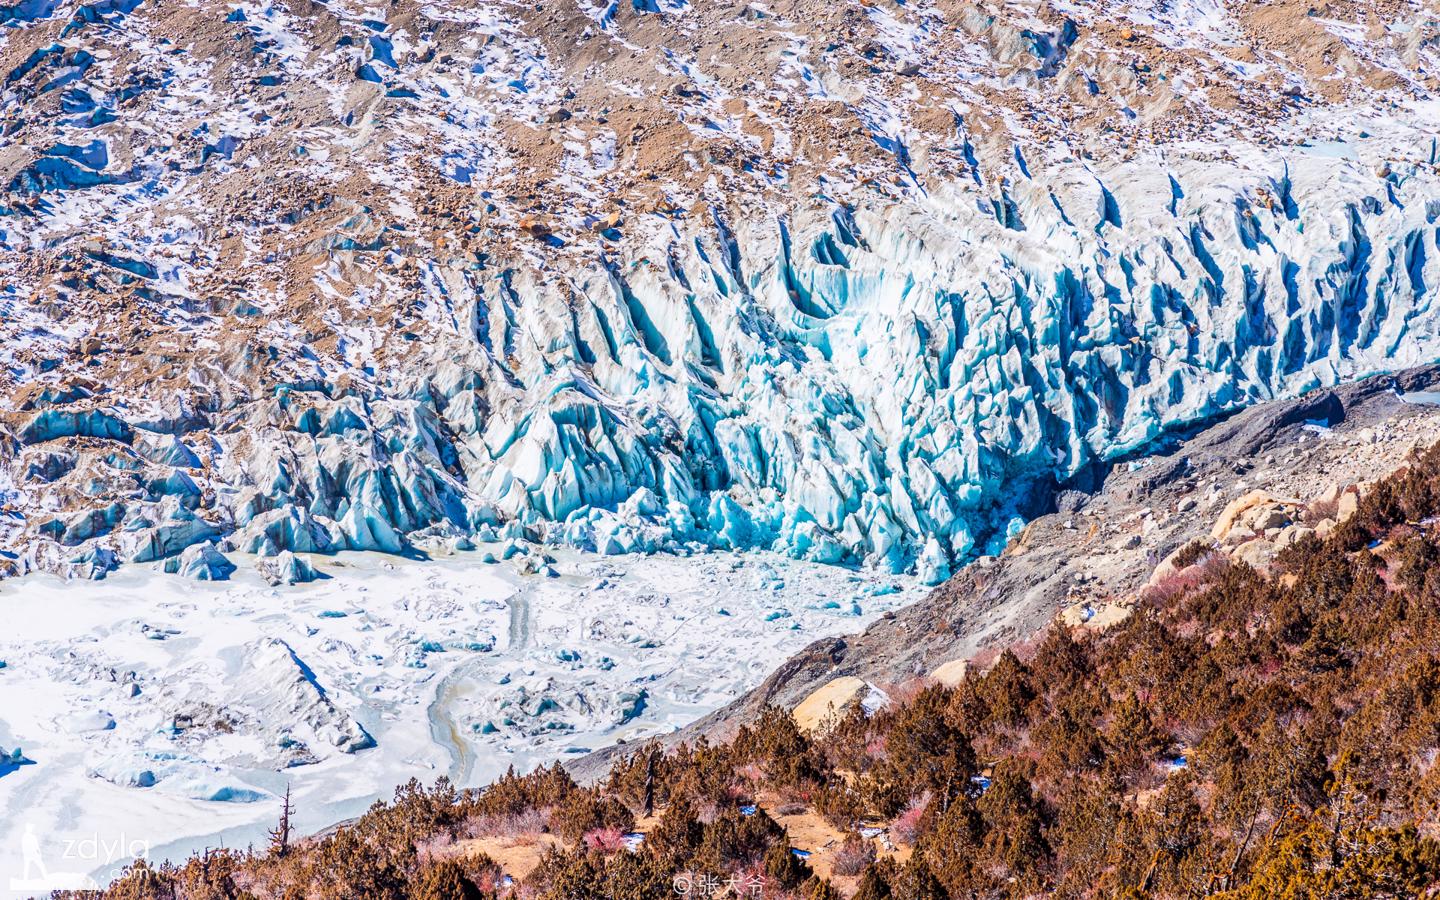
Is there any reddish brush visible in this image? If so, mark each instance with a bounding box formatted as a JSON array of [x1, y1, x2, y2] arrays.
[[967, 646, 1002, 672], [1143, 559, 1214, 605], [413, 833, 456, 864], [881, 676, 927, 706], [462, 808, 549, 841], [737, 762, 765, 783], [890, 792, 930, 845], [583, 826, 628, 853]]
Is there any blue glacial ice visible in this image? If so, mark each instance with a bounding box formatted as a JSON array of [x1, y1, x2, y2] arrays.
[[6, 150, 1440, 584]]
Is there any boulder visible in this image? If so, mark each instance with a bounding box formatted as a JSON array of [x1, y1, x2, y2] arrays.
[[929, 658, 969, 687], [1337, 490, 1359, 522], [1275, 524, 1313, 547], [1210, 490, 1276, 541], [1061, 601, 1133, 628], [793, 676, 870, 733], [1087, 604, 1135, 629], [1252, 507, 1291, 532], [1231, 538, 1276, 570]]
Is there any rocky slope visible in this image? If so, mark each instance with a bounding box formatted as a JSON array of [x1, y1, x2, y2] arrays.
[[3, 0, 1440, 583], [571, 364, 1440, 776]]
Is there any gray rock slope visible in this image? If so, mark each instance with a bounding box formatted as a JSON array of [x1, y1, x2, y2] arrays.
[[570, 365, 1440, 777]]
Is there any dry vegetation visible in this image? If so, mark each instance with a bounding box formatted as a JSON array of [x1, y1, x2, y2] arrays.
[[66, 446, 1440, 898]]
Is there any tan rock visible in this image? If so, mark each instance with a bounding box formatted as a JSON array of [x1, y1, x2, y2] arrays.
[[1275, 524, 1313, 547], [1337, 490, 1359, 522], [591, 209, 623, 232], [1210, 490, 1275, 541], [1061, 601, 1134, 628], [1086, 604, 1134, 629], [793, 676, 868, 733], [1252, 507, 1291, 531], [929, 658, 968, 687], [1231, 538, 1276, 569]]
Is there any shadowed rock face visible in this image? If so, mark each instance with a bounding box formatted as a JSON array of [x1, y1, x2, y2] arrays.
[[568, 365, 1440, 778], [3, 0, 1440, 581]]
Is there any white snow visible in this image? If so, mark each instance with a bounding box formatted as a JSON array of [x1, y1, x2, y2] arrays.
[[0, 546, 919, 892]]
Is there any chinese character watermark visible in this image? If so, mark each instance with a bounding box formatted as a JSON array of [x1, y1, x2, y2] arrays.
[[673, 872, 766, 897]]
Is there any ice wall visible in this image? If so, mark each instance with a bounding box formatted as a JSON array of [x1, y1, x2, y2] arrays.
[[7, 147, 1440, 583], [447, 149, 1440, 581]]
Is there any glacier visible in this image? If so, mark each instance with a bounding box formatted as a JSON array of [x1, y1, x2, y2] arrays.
[[1, 0, 1439, 584], [6, 132, 1440, 583], [336, 141, 1440, 581]]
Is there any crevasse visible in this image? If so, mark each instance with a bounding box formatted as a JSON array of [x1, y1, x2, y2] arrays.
[[14, 150, 1440, 584]]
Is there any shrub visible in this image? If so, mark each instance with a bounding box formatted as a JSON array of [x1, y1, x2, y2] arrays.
[[693, 807, 784, 872], [461, 807, 549, 840], [583, 826, 629, 853], [1142, 559, 1216, 606], [830, 835, 876, 877], [878, 685, 976, 810], [814, 781, 864, 829], [411, 859, 484, 900], [463, 763, 576, 820], [414, 832, 455, 864], [763, 838, 813, 890], [550, 790, 634, 845], [1170, 540, 1213, 570], [851, 864, 894, 900], [890, 793, 930, 846]]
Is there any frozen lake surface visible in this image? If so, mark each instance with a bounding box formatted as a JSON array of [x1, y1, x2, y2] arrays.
[[0, 548, 920, 892]]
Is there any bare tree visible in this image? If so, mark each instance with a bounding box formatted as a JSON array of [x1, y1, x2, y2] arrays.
[[269, 784, 294, 858]]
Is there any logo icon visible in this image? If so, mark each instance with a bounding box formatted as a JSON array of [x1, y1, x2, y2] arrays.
[[7, 824, 101, 894]]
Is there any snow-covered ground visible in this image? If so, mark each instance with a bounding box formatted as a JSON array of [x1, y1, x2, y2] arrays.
[[0, 547, 919, 894]]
